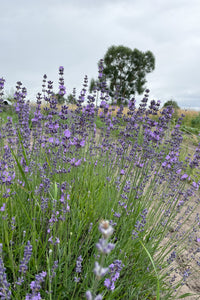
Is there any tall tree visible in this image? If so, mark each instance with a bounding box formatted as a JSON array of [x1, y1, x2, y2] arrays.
[[89, 78, 98, 93], [100, 45, 155, 104], [53, 93, 66, 105], [67, 93, 77, 104], [163, 100, 180, 109]]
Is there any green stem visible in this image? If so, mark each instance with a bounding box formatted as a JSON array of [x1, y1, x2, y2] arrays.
[[139, 239, 160, 300]]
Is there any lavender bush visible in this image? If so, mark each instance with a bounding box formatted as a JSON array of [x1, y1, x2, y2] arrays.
[[0, 64, 200, 299]]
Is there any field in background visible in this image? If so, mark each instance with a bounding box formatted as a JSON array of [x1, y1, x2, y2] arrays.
[[2, 103, 200, 147]]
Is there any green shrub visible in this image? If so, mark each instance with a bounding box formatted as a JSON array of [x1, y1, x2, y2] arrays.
[[191, 112, 200, 128]]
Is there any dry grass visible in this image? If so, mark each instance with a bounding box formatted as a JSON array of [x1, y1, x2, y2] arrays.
[[30, 102, 200, 125], [177, 109, 199, 118]]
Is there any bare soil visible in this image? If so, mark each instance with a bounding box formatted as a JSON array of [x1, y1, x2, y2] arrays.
[[171, 140, 200, 299]]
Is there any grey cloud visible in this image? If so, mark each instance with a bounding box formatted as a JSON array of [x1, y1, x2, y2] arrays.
[[0, 0, 200, 109]]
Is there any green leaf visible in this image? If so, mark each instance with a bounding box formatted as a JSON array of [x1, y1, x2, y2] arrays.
[[10, 147, 31, 191], [139, 239, 160, 300], [178, 293, 196, 298], [17, 128, 29, 166], [10, 146, 40, 209]]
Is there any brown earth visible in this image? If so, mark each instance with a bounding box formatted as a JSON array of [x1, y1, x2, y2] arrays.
[[170, 140, 200, 300]]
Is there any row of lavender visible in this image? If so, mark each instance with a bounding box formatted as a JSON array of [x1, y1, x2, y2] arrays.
[[0, 64, 200, 299]]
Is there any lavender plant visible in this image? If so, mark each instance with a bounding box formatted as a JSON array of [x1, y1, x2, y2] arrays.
[[0, 65, 199, 299], [86, 220, 115, 300]]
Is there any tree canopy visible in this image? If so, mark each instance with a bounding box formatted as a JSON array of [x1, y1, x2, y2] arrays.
[[67, 93, 77, 104], [53, 93, 66, 105], [163, 100, 180, 109], [89, 78, 98, 94], [96, 45, 155, 104]]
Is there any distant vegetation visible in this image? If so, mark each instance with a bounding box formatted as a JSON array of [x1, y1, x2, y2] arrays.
[[163, 100, 180, 109]]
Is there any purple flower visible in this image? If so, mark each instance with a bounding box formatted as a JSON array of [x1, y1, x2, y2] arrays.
[[48, 137, 54, 143], [19, 241, 32, 274], [75, 255, 83, 273], [80, 139, 85, 147], [87, 219, 115, 298], [49, 260, 58, 283], [0, 244, 11, 299], [85, 291, 103, 300], [74, 276, 80, 283], [100, 100, 106, 108], [64, 129, 71, 138], [181, 173, 188, 180], [104, 260, 124, 291], [114, 212, 121, 218], [99, 220, 114, 239], [29, 271, 47, 294], [120, 169, 125, 175], [0, 203, 5, 211], [167, 251, 176, 264], [192, 181, 199, 189], [86, 291, 93, 300], [96, 238, 115, 254], [59, 66, 64, 74], [88, 223, 93, 233], [25, 292, 42, 300], [132, 209, 148, 239], [93, 261, 108, 278], [104, 278, 111, 288], [0, 77, 5, 89], [66, 202, 70, 211], [54, 237, 60, 245], [94, 295, 103, 300], [24, 166, 29, 173], [59, 85, 66, 96], [75, 159, 82, 167], [60, 194, 65, 203], [48, 236, 53, 243]]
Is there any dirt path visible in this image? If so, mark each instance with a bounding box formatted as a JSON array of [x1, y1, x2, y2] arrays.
[[170, 140, 200, 299]]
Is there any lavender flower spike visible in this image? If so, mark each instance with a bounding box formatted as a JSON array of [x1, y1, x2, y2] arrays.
[[26, 271, 46, 299], [96, 238, 115, 254], [19, 240, 32, 274], [16, 241, 33, 286], [86, 291, 103, 300], [0, 244, 11, 299], [86, 220, 115, 299], [99, 220, 114, 239], [85, 291, 93, 300], [93, 261, 109, 278]]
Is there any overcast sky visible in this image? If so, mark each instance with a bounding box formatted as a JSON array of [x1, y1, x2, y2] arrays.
[[1, 0, 200, 109]]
